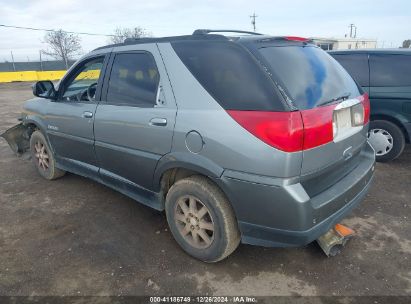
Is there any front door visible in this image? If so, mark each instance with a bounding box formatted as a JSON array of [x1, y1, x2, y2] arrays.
[[46, 55, 108, 177], [94, 45, 176, 193]]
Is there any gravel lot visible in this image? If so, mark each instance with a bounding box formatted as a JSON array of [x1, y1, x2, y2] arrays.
[[0, 82, 410, 297]]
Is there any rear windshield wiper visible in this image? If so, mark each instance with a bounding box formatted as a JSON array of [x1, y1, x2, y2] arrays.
[[317, 93, 351, 107]]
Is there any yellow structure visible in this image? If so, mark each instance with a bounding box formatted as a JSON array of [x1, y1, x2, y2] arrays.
[[0, 70, 67, 83]]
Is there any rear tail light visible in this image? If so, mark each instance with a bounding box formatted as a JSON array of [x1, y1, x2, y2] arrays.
[[300, 104, 335, 149], [226, 110, 304, 152], [359, 93, 370, 124], [227, 93, 368, 152], [227, 107, 334, 152]]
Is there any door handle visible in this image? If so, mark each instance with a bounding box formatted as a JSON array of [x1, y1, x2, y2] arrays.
[[149, 117, 167, 126], [82, 111, 93, 118]]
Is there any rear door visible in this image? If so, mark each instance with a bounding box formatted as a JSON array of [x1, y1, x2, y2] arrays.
[[94, 44, 176, 191], [369, 54, 411, 121]]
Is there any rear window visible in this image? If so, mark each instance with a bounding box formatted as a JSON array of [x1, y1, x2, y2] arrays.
[[259, 46, 361, 110], [370, 54, 411, 87], [331, 54, 369, 87], [171, 41, 285, 111]]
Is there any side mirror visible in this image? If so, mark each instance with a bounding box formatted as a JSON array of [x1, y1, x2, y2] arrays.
[[32, 81, 57, 99]]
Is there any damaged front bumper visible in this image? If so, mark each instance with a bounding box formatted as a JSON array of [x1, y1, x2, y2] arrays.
[[1, 123, 31, 156]]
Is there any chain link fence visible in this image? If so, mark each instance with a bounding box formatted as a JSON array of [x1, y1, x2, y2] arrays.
[[0, 60, 75, 72]]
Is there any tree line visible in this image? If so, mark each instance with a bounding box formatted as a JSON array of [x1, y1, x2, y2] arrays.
[[42, 28, 411, 69], [42, 27, 151, 69]]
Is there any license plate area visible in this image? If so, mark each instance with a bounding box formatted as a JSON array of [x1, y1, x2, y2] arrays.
[[333, 99, 363, 142], [335, 107, 352, 130]]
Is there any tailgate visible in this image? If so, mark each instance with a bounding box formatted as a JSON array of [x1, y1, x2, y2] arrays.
[[300, 97, 370, 197], [254, 42, 372, 187], [301, 127, 367, 197]]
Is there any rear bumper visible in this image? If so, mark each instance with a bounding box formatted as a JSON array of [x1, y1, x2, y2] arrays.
[[219, 142, 375, 247]]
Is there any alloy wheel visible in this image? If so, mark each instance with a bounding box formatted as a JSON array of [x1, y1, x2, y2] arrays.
[[174, 195, 215, 249], [34, 141, 49, 171]]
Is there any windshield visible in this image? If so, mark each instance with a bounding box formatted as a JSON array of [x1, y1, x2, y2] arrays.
[[259, 46, 361, 110]]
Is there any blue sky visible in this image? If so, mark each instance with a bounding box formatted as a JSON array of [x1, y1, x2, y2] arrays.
[[0, 0, 410, 62]]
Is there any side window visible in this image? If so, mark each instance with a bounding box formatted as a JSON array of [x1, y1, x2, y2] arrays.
[[62, 57, 104, 102], [106, 53, 160, 107], [171, 41, 284, 111], [370, 54, 411, 87], [331, 54, 369, 87]]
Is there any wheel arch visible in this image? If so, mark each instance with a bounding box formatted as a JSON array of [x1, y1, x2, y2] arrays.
[[22, 116, 59, 150], [370, 114, 410, 143], [153, 153, 224, 190], [152, 152, 228, 209], [23, 116, 47, 134], [1, 116, 47, 156]]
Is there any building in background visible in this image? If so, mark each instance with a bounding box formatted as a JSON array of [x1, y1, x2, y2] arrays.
[[310, 37, 377, 50]]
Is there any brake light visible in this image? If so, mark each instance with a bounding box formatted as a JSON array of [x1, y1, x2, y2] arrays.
[[226, 110, 304, 152], [359, 93, 370, 124], [300, 104, 335, 149], [227, 95, 367, 152], [285, 36, 309, 42]]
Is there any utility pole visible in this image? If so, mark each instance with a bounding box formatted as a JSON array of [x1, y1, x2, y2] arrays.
[[39, 50, 43, 71], [348, 23, 357, 38], [250, 12, 258, 32], [10, 51, 16, 72]]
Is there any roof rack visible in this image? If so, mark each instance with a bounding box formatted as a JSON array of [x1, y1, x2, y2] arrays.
[[122, 34, 228, 45], [92, 31, 257, 52], [193, 29, 263, 36]]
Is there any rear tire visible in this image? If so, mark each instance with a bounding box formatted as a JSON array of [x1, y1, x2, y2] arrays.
[[368, 120, 405, 162], [165, 175, 240, 262], [30, 130, 65, 180]]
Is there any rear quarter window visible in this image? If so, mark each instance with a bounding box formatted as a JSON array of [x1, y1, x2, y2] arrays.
[[370, 54, 411, 87], [331, 54, 369, 87], [171, 41, 285, 111]]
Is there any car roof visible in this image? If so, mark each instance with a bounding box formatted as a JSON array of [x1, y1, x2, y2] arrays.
[[93, 34, 230, 51], [93, 30, 313, 51], [329, 48, 411, 55]]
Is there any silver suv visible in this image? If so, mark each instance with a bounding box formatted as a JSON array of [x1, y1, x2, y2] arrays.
[[2, 30, 375, 262]]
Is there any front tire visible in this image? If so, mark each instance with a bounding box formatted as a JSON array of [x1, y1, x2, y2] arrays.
[[165, 175, 240, 262], [30, 130, 65, 180], [368, 120, 405, 162]]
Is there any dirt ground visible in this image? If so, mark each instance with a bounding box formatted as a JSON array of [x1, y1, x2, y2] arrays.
[[0, 82, 410, 297]]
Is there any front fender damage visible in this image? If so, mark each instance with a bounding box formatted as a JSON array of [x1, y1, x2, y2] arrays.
[[1, 123, 32, 157]]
